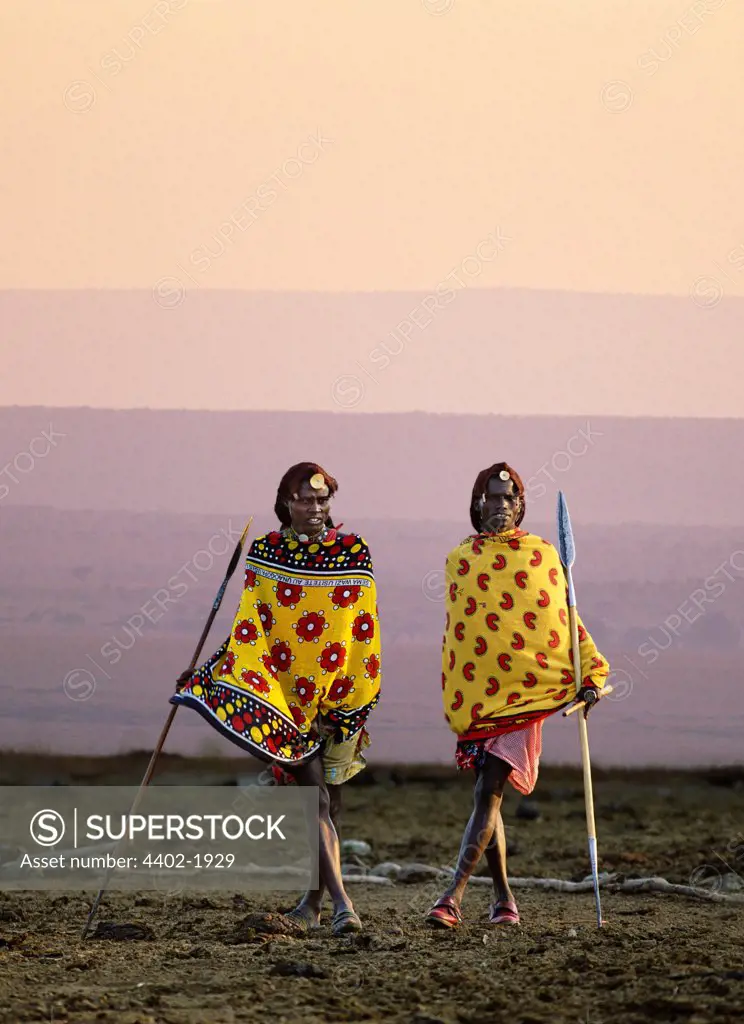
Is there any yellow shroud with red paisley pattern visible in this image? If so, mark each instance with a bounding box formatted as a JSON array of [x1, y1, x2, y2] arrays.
[[441, 529, 609, 740]]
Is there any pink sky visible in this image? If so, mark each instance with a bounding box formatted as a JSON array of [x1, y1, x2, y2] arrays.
[[1, 1, 743, 415]]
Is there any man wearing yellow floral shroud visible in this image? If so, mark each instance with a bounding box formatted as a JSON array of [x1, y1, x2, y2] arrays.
[[173, 462, 381, 936]]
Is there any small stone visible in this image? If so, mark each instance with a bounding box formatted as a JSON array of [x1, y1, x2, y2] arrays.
[[397, 863, 446, 884], [580, 871, 615, 884], [567, 927, 578, 938], [369, 861, 401, 880], [720, 872, 744, 892], [341, 839, 372, 858]]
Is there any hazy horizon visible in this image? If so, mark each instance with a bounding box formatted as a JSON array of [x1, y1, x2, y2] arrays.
[[2, 406, 744, 526], [2, 289, 742, 417], [4, 400, 744, 423]]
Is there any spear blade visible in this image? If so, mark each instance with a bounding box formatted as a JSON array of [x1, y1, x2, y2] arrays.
[[556, 489, 575, 571]]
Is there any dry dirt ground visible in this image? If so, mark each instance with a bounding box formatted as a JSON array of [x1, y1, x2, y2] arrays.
[[1, 755, 743, 1024]]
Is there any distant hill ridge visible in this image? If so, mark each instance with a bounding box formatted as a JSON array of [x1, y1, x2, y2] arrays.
[[1, 406, 742, 525]]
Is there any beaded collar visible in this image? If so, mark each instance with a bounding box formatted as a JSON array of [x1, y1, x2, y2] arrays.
[[283, 525, 332, 545]]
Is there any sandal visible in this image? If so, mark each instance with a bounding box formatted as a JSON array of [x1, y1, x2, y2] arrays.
[[426, 895, 463, 930], [488, 899, 520, 926], [286, 904, 321, 931], [331, 907, 362, 937]]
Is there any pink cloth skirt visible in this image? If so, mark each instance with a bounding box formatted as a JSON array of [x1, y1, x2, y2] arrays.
[[484, 720, 544, 795]]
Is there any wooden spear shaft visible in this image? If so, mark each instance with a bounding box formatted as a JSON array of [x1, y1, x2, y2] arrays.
[[80, 516, 253, 939], [556, 491, 605, 928]]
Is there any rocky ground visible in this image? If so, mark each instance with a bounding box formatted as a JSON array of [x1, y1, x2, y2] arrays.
[[1, 756, 743, 1023]]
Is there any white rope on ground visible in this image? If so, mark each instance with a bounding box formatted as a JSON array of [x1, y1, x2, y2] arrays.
[[465, 874, 744, 903], [449, 866, 744, 902], [350, 864, 744, 903], [341, 875, 394, 885], [606, 876, 744, 903]]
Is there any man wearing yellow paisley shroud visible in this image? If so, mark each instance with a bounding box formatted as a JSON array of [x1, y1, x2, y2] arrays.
[[426, 462, 609, 930]]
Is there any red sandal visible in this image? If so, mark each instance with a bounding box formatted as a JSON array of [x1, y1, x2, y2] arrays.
[[489, 899, 520, 926], [426, 895, 463, 929]]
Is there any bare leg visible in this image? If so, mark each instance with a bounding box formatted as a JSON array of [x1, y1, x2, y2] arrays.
[[287, 761, 352, 925], [290, 782, 343, 920], [482, 799, 512, 904], [329, 783, 342, 840], [433, 754, 513, 913]]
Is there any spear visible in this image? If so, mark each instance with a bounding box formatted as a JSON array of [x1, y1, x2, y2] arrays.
[[80, 516, 254, 939], [556, 491, 608, 928]]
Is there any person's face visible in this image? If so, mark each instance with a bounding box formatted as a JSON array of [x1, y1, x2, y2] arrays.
[[287, 479, 332, 537], [480, 475, 521, 533]]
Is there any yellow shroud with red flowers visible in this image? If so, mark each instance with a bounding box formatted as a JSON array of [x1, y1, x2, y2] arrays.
[[441, 529, 609, 741], [172, 530, 381, 766]]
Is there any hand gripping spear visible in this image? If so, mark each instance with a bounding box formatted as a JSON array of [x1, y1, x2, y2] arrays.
[[556, 491, 609, 928], [80, 516, 253, 939]]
